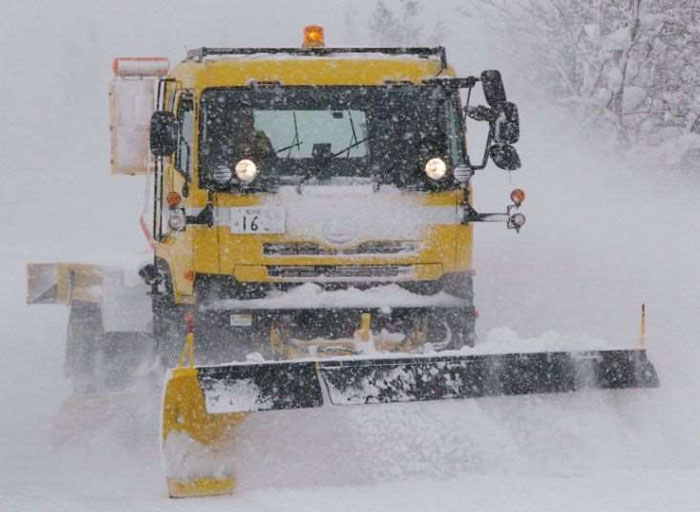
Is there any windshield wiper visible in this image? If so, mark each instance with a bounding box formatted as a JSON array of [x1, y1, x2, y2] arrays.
[[283, 111, 302, 159], [276, 140, 303, 154], [296, 135, 372, 194], [345, 110, 359, 158]]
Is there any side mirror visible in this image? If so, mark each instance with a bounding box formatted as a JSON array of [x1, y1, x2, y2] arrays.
[[490, 144, 521, 171], [481, 70, 506, 107], [494, 102, 520, 145], [150, 111, 178, 157]]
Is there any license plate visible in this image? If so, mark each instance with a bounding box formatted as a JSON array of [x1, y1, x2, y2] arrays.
[[230, 313, 253, 327], [230, 207, 285, 234]]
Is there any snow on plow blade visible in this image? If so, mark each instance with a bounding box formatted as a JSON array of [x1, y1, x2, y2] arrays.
[[161, 349, 658, 497], [197, 349, 659, 413]]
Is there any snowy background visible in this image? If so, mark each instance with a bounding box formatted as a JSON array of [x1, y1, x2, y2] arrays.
[[1, 1, 699, 510]]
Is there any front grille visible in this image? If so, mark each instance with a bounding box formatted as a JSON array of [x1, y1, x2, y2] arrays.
[[263, 241, 418, 256], [267, 265, 413, 280], [264, 243, 335, 256]]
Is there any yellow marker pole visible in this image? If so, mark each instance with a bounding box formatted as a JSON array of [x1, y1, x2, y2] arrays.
[[639, 304, 646, 349], [358, 312, 371, 342]]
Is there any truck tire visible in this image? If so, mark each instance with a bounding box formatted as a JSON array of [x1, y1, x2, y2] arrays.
[[152, 293, 187, 369], [450, 309, 476, 348], [440, 273, 477, 348], [150, 260, 188, 369]]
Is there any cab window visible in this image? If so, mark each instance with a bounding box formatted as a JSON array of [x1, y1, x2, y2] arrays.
[[175, 96, 194, 177]]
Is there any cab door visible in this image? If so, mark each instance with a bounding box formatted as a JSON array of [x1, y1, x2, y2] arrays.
[[160, 92, 196, 303]]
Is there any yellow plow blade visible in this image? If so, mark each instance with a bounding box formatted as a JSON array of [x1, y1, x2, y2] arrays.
[[161, 366, 245, 498]]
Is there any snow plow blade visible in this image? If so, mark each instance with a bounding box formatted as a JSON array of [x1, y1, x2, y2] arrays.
[[196, 349, 659, 413], [161, 348, 658, 496]]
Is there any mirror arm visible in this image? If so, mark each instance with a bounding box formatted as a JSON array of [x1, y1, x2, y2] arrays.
[[462, 204, 524, 233], [461, 84, 474, 127], [461, 201, 509, 223], [465, 211, 510, 223], [462, 89, 494, 172], [471, 130, 493, 171]]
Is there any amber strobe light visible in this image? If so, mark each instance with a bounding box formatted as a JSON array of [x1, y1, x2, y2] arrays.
[[303, 25, 325, 48], [510, 188, 525, 206]]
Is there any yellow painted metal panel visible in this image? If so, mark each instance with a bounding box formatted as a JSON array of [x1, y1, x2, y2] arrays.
[[171, 59, 453, 91], [161, 366, 245, 497], [26, 263, 103, 305], [157, 54, 472, 304]]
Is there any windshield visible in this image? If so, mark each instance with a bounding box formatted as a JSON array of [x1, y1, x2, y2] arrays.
[[199, 85, 464, 190]]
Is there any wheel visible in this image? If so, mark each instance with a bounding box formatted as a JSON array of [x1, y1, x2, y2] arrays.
[[151, 259, 189, 369], [440, 272, 477, 348], [446, 308, 476, 349], [152, 292, 187, 369]]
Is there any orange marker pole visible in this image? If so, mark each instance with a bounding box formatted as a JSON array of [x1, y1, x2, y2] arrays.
[[639, 304, 646, 349]]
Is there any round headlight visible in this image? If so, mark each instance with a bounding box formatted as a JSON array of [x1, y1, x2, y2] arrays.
[[424, 157, 448, 181], [168, 209, 186, 231], [235, 159, 258, 183]]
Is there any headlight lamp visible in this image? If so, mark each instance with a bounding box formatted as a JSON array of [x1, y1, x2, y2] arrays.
[[235, 159, 259, 183], [424, 157, 448, 181]]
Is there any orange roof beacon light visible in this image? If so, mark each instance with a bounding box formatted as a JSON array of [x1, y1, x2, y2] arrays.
[[302, 25, 325, 48]]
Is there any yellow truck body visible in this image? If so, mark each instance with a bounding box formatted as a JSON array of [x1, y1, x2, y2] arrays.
[[157, 56, 471, 305]]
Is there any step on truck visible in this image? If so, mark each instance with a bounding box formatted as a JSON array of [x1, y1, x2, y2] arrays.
[[27, 26, 658, 498]]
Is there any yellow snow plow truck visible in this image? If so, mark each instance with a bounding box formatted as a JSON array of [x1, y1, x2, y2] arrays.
[[27, 26, 658, 498]]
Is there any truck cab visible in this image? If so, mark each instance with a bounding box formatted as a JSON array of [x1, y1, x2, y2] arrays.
[[139, 28, 523, 364]]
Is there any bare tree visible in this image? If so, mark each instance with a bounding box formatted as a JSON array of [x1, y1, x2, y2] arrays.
[[465, 0, 700, 151]]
